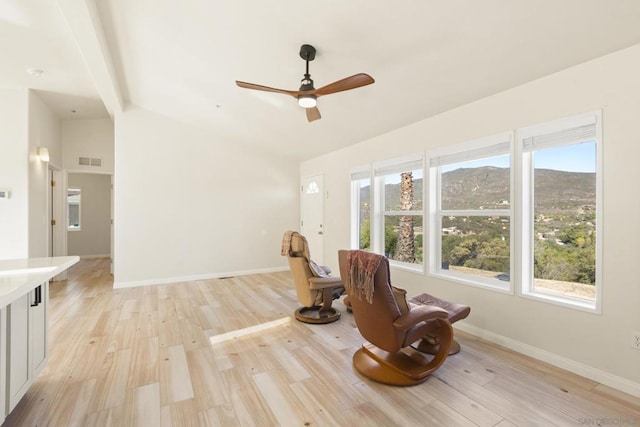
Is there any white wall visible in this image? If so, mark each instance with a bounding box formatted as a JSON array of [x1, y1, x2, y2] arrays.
[[28, 91, 62, 258], [0, 90, 61, 259], [301, 44, 640, 395], [62, 118, 114, 173], [0, 89, 29, 259], [113, 107, 299, 286], [67, 173, 111, 257]]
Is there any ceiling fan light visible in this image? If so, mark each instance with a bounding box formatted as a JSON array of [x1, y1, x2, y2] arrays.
[[298, 94, 317, 108]]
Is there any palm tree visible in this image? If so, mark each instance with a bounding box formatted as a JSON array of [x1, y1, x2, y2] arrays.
[[396, 172, 416, 263]]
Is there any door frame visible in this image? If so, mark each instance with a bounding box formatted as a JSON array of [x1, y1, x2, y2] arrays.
[[300, 174, 325, 264], [64, 171, 114, 268], [48, 167, 67, 281]]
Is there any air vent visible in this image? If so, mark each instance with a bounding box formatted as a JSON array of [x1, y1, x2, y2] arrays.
[[78, 157, 103, 167]]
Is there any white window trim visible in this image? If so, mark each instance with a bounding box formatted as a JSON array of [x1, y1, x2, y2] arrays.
[[348, 112, 602, 315], [350, 166, 371, 249], [428, 132, 514, 292], [516, 110, 602, 314], [373, 153, 425, 272]]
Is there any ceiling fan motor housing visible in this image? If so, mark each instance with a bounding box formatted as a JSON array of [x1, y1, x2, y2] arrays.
[[299, 79, 314, 91], [299, 44, 316, 61]]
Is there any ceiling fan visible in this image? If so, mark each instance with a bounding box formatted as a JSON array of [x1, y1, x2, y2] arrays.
[[236, 44, 374, 122]]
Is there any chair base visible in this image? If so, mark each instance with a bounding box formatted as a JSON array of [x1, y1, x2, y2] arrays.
[[416, 337, 462, 355], [353, 343, 447, 387], [294, 306, 341, 324], [352, 319, 453, 386], [343, 295, 352, 312]]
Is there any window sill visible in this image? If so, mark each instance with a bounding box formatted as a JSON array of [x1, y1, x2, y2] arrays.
[[427, 270, 512, 294], [389, 261, 424, 275], [520, 289, 599, 314]]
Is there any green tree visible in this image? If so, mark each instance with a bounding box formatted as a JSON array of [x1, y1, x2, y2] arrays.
[[450, 238, 480, 266], [385, 223, 398, 257], [442, 234, 463, 264], [360, 217, 371, 250]]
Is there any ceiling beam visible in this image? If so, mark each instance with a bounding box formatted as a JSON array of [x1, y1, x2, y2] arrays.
[[56, 0, 123, 118]]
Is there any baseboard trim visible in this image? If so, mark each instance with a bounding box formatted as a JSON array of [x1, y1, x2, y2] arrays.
[[78, 254, 111, 259], [456, 322, 640, 398], [113, 266, 290, 289]]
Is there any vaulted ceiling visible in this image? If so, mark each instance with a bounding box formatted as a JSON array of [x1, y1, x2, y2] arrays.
[[3, 1, 640, 160]]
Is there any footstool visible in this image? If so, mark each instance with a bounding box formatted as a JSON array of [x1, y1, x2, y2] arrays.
[[409, 293, 471, 355]]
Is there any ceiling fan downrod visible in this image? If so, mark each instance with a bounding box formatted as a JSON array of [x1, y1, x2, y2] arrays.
[[299, 44, 316, 91]]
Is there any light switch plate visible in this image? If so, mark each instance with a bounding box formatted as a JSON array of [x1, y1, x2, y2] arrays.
[[0, 189, 10, 199]]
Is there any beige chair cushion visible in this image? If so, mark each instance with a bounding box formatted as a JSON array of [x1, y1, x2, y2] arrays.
[[392, 286, 410, 314], [309, 260, 329, 277]]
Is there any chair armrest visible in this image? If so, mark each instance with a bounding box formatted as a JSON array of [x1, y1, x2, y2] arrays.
[[393, 305, 448, 332], [308, 276, 343, 290]]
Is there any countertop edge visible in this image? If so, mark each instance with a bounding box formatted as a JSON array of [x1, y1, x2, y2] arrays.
[[0, 256, 80, 309]]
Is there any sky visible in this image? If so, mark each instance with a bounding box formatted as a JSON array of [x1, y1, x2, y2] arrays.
[[534, 141, 596, 173], [443, 140, 596, 173]]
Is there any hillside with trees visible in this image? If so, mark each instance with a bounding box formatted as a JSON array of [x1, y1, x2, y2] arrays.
[[359, 166, 596, 285]]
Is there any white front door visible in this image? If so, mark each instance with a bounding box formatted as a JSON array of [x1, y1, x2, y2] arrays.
[[301, 174, 324, 265]]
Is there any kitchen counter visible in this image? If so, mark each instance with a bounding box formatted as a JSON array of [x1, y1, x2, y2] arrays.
[[0, 256, 79, 308]]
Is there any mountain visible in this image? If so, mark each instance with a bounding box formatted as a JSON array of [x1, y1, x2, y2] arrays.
[[532, 168, 596, 214], [442, 166, 595, 213], [441, 166, 508, 210], [359, 166, 595, 215]]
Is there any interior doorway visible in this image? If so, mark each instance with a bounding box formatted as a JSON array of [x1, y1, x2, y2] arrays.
[[300, 174, 324, 264], [66, 173, 112, 261]]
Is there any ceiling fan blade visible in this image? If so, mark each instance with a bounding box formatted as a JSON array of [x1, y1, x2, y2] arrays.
[[314, 73, 375, 96], [306, 106, 321, 122], [235, 81, 299, 97]]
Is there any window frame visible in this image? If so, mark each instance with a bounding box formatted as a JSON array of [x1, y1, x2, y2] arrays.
[[373, 154, 425, 272], [516, 111, 602, 313], [350, 154, 425, 272], [428, 132, 514, 293], [67, 187, 82, 231], [350, 166, 372, 250], [347, 111, 602, 314]]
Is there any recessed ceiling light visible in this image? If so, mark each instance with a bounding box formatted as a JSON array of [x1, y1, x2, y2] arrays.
[[26, 68, 44, 77]]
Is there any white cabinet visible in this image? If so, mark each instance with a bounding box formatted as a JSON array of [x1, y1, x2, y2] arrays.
[[6, 283, 48, 413], [0, 308, 6, 422], [0, 256, 77, 422], [30, 283, 48, 374]]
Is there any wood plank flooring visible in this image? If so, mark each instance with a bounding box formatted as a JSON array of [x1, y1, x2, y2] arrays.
[[4, 258, 640, 426]]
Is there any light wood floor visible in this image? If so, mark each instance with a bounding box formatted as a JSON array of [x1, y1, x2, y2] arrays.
[[4, 258, 640, 426]]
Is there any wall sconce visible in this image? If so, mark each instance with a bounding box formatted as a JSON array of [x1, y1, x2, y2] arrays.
[[37, 147, 49, 162]]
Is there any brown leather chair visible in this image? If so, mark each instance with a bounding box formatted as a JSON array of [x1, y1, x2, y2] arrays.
[[338, 249, 461, 386], [282, 231, 344, 324]]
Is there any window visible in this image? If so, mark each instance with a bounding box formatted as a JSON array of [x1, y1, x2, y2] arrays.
[[350, 168, 371, 250], [426, 113, 601, 311], [305, 181, 320, 194], [429, 133, 512, 290], [519, 112, 601, 311], [350, 155, 424, 270], [67, 188, 81, 230], [374, 155, 424, 269]]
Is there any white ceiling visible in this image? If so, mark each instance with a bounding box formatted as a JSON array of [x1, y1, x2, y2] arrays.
[[3, 1, 640, 161]]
